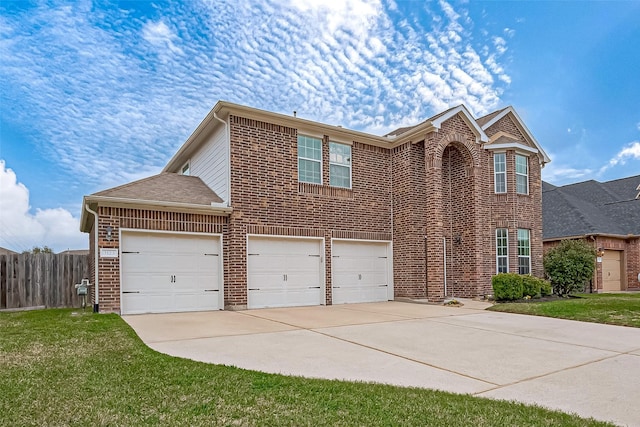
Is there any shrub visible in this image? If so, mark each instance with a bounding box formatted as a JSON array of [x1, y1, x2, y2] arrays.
[[492, 273, 524, 301], [521, 275, 542, 298], [539, 279, 552, 296], [544, 240, 596, 297]]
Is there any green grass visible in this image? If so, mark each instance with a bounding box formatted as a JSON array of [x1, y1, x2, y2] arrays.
[[488, 293, 640, 328], [0, 309, 613, 426]]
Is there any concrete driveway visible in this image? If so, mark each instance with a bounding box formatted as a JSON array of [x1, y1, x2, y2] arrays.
[[123, 301, 640, 426]]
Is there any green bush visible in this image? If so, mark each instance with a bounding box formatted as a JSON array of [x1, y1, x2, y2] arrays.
[[544, 240, 596, 297], [521, 275, 541, 298], [492, 273, 524, 301], [539, 279, 552, 296]]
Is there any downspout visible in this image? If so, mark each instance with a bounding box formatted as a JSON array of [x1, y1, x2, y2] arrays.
[[84, 204, 99, 312], [443, 237, 447, 297], [213, 112, 231, 207]]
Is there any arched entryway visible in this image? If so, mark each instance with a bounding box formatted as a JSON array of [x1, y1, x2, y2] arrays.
[[441, 143, 477, 297]]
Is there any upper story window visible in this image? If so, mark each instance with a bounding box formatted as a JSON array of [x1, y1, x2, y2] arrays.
[[517, 229, 531, 275], [329, 142, 351, 188], [494, 153, 506, 193], [496, 228, 508, 273], [516, 154, 529, 195], [298, 135, 322, 184], [181, 162, 190, 175]]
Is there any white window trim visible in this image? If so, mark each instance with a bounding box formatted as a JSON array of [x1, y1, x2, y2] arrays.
[[329, 141, 352, 189], [517, 229, 531, 275], [181, 160, 190, 175], [298, 135, 323, 185], [515, 154, 529, 195], [494, 152, 507, 194], [496, 228, 508, 274]]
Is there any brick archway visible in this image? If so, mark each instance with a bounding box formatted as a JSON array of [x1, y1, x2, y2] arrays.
[[424, 133, 483, 300]]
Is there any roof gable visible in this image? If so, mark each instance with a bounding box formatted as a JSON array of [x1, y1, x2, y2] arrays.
[[480, 107, 550, 164]]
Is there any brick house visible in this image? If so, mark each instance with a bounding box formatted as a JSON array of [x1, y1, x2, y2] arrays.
[[543, 176, 640, 292], [80, 101, 550, 314]]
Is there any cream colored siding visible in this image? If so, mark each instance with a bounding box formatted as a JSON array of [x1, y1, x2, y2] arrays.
[[190, 125, 228, 202]]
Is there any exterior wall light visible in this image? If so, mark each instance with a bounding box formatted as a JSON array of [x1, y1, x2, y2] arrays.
[[106, 226, 113, 241]]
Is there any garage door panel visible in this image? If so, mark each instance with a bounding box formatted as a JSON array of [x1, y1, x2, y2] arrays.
[[121, 232, 222, 314], [247, 237, 323, 309], [332, 240, 391, 305]]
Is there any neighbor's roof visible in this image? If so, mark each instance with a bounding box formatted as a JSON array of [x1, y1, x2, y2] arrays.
[[542, 174, 640, 239], [92, 173, 223, 205]]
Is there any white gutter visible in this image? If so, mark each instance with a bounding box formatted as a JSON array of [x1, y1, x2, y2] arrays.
[[213, 112, 231, 207], [84, 204, 99, 312], [443, 237, 447, 297], [83, 196, 233, 215]]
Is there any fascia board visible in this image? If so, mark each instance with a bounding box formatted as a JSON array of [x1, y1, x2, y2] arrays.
[[84, 195, 234, 215], [484, 142, 539, 154], [431, 105, 489, 143]]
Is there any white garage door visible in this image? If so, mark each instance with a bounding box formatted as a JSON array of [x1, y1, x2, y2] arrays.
[[120, 231, 222, 315], [247, 236, 323, 309], [332, 240, 392, 304]]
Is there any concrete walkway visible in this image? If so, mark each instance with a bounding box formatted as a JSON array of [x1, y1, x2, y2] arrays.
[[124, 301, 640, 426]]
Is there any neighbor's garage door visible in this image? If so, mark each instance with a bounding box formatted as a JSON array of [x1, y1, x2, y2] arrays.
[[247, 236, 323, 309], [602, 250, 623, 292], [120, 231, 222, 314], [332, 240, 392, 304]]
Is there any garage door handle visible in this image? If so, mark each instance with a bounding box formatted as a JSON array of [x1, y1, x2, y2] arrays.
[[122, 251, 140, 254], [122, 291, 140, 294], [204, 289, 219, 292], [378, 285, 388, 287], [204, 253, 219, 256], [308, 254, 321, 257], [248, 288, 260, 291], [308, 286, 321, 289], [332, 286, 341, 289]]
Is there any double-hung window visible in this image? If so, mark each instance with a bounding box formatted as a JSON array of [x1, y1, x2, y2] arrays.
[[516, 154, 529, 195], [329, 142, 351, 188], [496, 228, 508, 273], [298, 135, 322, 184], [494, 153, 506, 193], [517, 229, 531, 275]]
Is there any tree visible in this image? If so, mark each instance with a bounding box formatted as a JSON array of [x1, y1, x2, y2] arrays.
[[543, 240, 596, 297], [22, 246, 54, 254]]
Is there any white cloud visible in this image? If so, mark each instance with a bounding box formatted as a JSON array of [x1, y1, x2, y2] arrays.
[[599, 141, 640, 174], [0, 161, 86, 252], [542, 163, 594, 184], [503, 27, 515, 38], [0, 0, 512, 191]]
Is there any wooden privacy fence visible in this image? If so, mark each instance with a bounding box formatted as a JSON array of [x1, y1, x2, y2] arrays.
[[0, 253, 91, 310]]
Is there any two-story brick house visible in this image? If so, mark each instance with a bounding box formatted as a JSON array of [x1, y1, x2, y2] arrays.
[[80, 101, 550, 314]]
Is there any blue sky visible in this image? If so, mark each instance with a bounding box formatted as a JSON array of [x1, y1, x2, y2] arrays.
[[1, 0, 639, 252]]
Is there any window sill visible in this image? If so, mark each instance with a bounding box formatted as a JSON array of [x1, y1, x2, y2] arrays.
[[298, 182, 354, 198]]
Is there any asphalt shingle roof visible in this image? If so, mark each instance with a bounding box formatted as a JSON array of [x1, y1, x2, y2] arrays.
[[93, 173, 223, 205], [542, 175, 640, 239]]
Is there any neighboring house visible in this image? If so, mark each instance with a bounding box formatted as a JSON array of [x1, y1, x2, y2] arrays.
[[0, 246, 18, 256], [543, 176, 640, 292], [57, 249, 90, 255], [80, 101, 550, 314]]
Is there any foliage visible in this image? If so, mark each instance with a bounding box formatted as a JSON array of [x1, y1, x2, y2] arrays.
[[22, 246, 54, 254], [543, 240, 596, 297], [0, 309, 612, 426], [492, 273, 524, 301], [521, 276, 541, 298], [540, 280, 553, 297], [488, 293, 640, 328]]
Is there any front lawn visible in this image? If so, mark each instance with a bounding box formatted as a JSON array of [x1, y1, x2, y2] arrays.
[[488, 293, 640, 328], [0, 309, 612, 426]]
